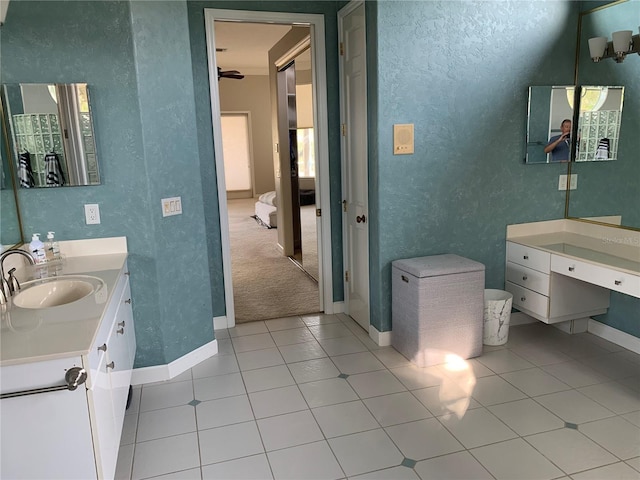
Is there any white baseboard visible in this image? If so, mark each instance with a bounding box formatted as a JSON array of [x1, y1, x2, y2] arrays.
[[369, 324, 392, 347], [588, 319, 640, 354], [331, 301, 345, 314], [131, 339, 218, 385], [213, 315, 228, 330]]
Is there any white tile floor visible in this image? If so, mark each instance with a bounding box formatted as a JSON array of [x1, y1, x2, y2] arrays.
[[115, 314, 640, 480]]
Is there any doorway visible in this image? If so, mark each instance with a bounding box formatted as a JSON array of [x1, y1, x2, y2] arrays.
[[204, 10, 333, 328]]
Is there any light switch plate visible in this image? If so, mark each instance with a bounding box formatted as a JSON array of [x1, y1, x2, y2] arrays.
[[569, 174, 577, 190], [161, 197, 182, 217], [393, 124, 414, 155], [558, 174, 568, 190]]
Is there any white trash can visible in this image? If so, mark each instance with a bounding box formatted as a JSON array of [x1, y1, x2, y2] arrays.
[[483, 289, 513, 346]]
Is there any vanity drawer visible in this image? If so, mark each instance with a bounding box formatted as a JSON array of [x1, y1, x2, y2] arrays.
[[551, 255, 640, 298], [506, 262, 550, 296], [507, 242, 551, 274], [506, 281, 549, 319]]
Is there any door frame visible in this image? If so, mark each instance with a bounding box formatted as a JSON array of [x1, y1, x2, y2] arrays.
[[204, 9, 334, 328]]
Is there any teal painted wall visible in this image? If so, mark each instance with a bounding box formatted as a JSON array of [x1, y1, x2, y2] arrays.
[[368, 1, 581, 332]]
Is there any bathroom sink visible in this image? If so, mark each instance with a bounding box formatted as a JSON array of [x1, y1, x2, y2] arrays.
[[13, 275, 105, 309]]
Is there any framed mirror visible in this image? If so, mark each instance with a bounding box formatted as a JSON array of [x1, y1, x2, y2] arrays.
[[526, 86, 576, 164], [2, 83, 100, 188], [0, 98, 25, 249]]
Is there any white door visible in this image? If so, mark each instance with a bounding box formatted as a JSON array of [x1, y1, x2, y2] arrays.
[[340, 2, 369, 331], [221, 113, 252, 195]]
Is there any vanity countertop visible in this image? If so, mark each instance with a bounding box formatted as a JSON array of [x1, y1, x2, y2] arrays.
[[0, 252, 128, 367]]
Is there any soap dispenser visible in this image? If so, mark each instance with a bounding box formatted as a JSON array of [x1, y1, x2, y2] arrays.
[[46, 231, 61, 260], [29, 233, 46, 264]]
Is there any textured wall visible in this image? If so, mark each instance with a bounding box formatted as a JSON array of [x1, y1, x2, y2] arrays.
[[369, 1, 580, 332], [574, 0, 640, 337]]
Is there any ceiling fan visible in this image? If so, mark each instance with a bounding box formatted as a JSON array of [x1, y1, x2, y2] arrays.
[[217, 67, 244, 81]]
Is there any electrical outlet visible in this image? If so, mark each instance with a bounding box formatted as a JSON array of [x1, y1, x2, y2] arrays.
[[569, 174, 577, 190], [558, 174, 568, 190], [84, 204, 100, 225]]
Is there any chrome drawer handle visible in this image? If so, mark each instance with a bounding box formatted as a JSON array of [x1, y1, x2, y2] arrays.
[[125, 298, 132, 304], [124, 271, 130, 276], [568, 266, 575, 272], [117, 328, 125, 335], [118, 321, 125, 327], [523, 255, 529, 260], [106, 361, 115, 370], [97, 343, 107, 352], [614, 280, 622, 286], [522, 275, 528, 281]]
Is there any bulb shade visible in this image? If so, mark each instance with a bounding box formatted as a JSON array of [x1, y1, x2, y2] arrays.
[[588, 37, 608, 59], [612, 30, 632, 53]]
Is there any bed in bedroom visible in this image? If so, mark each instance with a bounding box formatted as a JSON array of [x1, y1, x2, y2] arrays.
[[254, 191, 277, 228]]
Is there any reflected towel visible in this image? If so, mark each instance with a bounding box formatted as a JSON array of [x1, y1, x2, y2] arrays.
[[18, 151, 35, 188], [45, 152, 66, 187], [595, 138, 610, 160]]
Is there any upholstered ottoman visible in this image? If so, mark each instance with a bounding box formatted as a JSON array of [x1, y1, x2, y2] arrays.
[[391, 254, 485, 367]]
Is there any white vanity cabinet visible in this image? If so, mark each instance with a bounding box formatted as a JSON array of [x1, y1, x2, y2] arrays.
[[505, 241, 610, 324], [0, 263, 135, 479]]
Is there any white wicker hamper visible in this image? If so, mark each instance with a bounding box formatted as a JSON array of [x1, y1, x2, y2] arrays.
[[391, 254, 485, 367]]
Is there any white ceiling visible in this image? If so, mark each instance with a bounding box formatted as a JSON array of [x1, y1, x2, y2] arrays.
[[214, 21, 310, 76]]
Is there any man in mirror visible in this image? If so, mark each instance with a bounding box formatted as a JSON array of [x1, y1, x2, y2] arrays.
[[544, 119, 571, 162]]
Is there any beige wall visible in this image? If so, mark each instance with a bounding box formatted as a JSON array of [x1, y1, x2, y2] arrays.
[[219, 75, 275, 195]]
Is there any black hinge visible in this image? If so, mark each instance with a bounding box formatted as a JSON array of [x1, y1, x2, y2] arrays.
[[345, 271, 349, 282], [316, 208, 321, 217], [340, 42, 344, 56]]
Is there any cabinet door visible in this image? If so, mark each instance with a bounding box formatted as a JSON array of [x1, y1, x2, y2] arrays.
[[1, 358, 97, 479], [87, 348, 118, 480]]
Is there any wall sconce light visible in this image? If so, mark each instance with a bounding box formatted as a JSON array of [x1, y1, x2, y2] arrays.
[[588, 28, 640, 63]]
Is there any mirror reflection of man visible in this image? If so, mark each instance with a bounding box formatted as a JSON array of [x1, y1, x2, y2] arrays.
[[544, 119, 572, 162]]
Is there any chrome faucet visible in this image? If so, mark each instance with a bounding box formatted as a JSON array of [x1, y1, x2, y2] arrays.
[[0, 249, 35, 305]]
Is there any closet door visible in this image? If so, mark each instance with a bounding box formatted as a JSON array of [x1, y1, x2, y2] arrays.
[[221, 112, 253, 197]]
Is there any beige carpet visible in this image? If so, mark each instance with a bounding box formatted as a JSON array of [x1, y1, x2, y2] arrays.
[[228, 198, 320, 323]]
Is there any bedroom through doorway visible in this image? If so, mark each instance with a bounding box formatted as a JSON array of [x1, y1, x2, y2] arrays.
[[215, 20, 321, 323]]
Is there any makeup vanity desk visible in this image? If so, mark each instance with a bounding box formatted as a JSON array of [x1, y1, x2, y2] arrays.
[[506, 220, 640, 325]]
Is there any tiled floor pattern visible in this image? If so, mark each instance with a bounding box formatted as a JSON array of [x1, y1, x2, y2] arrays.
[[115, 314, 640, 479]]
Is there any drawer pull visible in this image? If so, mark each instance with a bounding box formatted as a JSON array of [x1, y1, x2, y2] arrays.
[[523, 255, 529, 260], [124, 271, 130, 276], [125, 298, 132, 304], [522, 275, 528, 281], [97, 343, 107, 352], [118, 321, 126, 327], [568, 266, 575, 272], [117, 328, 125, 335], [401, 275, 409, 283], [614, 280, 622, 286], [521, 296, 526, 302], [106, 361, 115, 370]]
